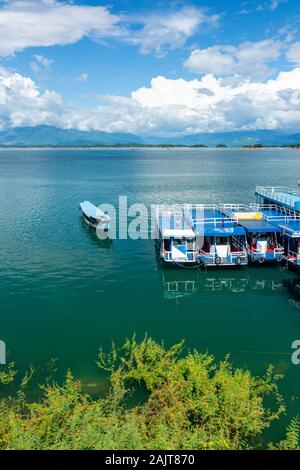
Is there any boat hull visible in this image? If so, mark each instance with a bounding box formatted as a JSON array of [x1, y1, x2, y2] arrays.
[[81, 209, 109, 231]]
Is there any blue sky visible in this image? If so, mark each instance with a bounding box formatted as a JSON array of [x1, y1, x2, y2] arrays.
[[0, 0, 300, 136]]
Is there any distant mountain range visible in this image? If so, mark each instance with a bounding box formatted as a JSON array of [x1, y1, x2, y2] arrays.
[[0, 125, 299, 147], [0, 126, 143, 147]]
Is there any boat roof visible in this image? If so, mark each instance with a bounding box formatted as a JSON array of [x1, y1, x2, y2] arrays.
[[194, 222, 245, 237], [80, 201, 108, 220], [239, 220, 281, 233], [162, 228, 196, 239], [158, 215, 195, 239]]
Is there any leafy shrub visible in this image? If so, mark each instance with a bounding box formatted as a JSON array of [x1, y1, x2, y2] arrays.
[[0, 337, 293, 450]]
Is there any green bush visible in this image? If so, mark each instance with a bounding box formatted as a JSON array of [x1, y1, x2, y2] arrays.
[[0, 337, 297, 450]]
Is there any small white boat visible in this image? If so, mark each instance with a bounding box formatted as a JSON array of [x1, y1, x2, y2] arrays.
[[79, 201, 111, 231]]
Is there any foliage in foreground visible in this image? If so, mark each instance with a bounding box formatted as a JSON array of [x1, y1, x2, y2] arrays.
[[0, 337, 298, 450]]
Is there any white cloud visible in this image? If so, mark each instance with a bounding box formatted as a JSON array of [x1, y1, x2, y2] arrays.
[[270, 0, 288, 11], [1, 66, 300, 136], [287, 41, 300, 64], [33, 54, 53, 70], [70, 69, 300, 134], [125, 7, 219, 56], [184, 39, 285, 78], [0, 2, 218, 57], [241, 0, 288, 13], [30, 54, 53, 75], [0, 0, 121, 56], [0, 65, 62, 127], [75, 73, 89, 83]]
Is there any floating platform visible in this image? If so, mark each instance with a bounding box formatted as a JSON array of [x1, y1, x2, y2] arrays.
[[255, 186, 300, 211]]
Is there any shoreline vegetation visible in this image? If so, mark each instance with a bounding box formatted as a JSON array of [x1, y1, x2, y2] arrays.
[[0, 336, 299, 450], [0, 143, 300, 149], [242, 144, 300, 149]]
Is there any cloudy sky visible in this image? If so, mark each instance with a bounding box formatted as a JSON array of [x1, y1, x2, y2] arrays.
[[0, 0, 300, 136]]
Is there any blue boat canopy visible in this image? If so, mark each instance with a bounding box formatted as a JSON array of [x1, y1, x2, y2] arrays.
[[199, 225, 246, 237], [239, 220, 281, 234]]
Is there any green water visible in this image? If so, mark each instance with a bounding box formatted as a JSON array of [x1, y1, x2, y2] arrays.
[[1, 147, 300, 439]]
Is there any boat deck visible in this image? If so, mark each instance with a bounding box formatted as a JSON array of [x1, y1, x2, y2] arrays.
[[256, 186, 300, 211], [157, 215, 191, 231]]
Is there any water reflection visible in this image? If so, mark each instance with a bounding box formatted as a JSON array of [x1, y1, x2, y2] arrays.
[[158, 266, 293, 300], [81, 219, 113, 249], [284, 278, 300, 310]]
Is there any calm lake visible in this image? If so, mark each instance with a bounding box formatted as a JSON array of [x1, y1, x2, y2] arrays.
[[1, 147, 300, 440]]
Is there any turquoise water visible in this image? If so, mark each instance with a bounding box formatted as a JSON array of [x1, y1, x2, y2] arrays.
[[1, 147, 300, 439]]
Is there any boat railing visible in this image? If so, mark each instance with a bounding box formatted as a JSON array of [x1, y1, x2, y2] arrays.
[[199, 248, 246, 265], [256, 186, 300, 208], [256, 186, 300, 197], [186, 204, 235, 221], [232, 235, 247, 253], [278, 223, 300, 237], [220, 203, 248, 212], [259, 204, 300, 221], [163, 249, 198, 262], [249, 245, 284, 255], [286, 250, 300, 263], [186, 204, 220, 211], [156, 205, 185, 218], [193, 217, 234, 226]]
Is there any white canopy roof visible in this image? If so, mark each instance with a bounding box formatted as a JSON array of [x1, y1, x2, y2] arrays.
[[162, 228, 196, 239], [80, 201, 111, 222]]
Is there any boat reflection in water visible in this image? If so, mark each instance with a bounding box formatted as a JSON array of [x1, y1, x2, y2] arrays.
[[159, 265, 290, 300], [81, 218, 113, 250], [285, 277, 300, 301]]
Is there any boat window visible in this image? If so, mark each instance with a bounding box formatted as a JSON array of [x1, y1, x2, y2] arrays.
[[173, 238, 184, 246], [216, 237, 229, 245], [164, 239, 171, 251], [257, 233, 268, 240]]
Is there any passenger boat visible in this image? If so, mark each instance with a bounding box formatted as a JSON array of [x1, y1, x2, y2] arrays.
[[254, 187, 300, 268], [221, 204, 284, 263], [190, 205, 248, 267], [269, 213, 300, 269], [79, 201, 111, 231], [155, 206, 198, 266]]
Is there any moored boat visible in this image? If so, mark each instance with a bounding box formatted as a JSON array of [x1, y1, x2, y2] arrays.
[[190, 205, 248, 267], [221, 204, 284, 263], [155, 206, 198, 266], [79, 201, 111, 231]]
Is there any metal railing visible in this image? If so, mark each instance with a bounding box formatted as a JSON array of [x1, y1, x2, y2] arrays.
[[285, 250, 300, 264], [199, 248, 247, 265], [256, 186, 300, 208], [163, 249, 198, 262]]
